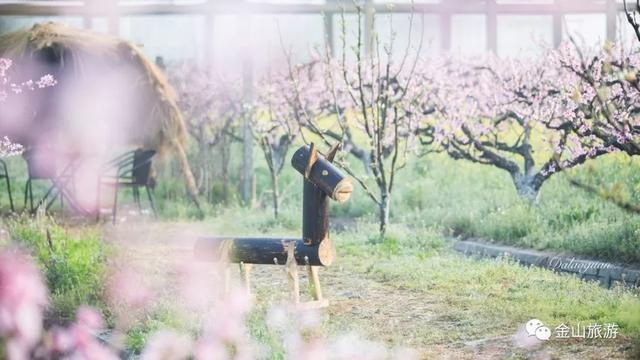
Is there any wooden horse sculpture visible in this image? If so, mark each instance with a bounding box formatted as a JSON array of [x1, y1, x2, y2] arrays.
[[194, 143, 353, 307]]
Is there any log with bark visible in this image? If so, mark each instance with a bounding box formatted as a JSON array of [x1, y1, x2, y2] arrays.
[[194, 236, 336, 266], [194, 143, 352, 266]]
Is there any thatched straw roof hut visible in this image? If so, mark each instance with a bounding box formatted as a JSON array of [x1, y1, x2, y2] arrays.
[[0, 22, 200, 209]]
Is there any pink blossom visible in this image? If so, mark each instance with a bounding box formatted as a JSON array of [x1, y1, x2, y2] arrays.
[[45, 307, 118, 360], [177, 261, 225, 311], [194, 287, 254, 360], [0, 58, 55, 160], [141, 330, 192, 360], [0, 136, 23, 158], [0, 58, 55, 102], [76, 305, 104, 331], [0, 250, 48, 360], [107, 266, 153, 309], [36, 74, 56, 89]]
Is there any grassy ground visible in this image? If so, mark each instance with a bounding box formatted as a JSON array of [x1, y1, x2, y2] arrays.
[[95, 213, 640, 359], [1, 143, 639, 358], [1, 197, 638, 358], [0, 215, 109, 323]]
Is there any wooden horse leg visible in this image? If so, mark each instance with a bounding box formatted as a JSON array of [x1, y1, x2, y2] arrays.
[[220, 239, 232, 298], [307, 263, 323, 301], [239, 262, 252, 296], [299, 256, 328, 309], [286, 241, 300, 304]]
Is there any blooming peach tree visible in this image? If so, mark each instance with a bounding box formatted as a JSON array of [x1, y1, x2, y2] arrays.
[[425, 49, 622, 202], [284, 9, 427, 236], [552, 42, 640, 157], [0, 58, 56, 158], [550, 41, 640, 212], [253, 69, 303, 219], [169, 63, 241, 203]]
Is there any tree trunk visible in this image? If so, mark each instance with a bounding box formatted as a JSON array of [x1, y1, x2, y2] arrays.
[[350, 146, 373, 175], [241, 116, 254, 206], [271, 170, 279, 219], [512, 173, 541, 203], [197, 131, 210, 202], [378, 193, 390, 237], [221, 135, 230, 204], [172, 140, 203, 216], [241, 16, 255, 207]]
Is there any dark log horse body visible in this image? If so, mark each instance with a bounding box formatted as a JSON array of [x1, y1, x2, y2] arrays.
[[195, 144, 353, 267]]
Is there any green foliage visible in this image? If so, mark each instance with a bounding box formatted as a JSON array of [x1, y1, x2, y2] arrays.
[[2, 216, 109, 321], [209, 182, 231, 205], [388, 153, 640, 265], [374, 232, 400, 255], [126, 304, 191, 354], [335, 227, 640, 341], [615, 302, 640, 335], [339, 221, 447, 260], [571, 154, 640, 206], [246, 309, 286, 359], [475, 204, 539, 242]]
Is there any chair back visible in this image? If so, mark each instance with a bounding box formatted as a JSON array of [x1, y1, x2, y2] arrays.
[[24, 150, 57, 179], [131, 149, 156, 186]]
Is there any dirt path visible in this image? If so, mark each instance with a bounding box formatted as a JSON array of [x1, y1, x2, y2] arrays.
[[104, 221, 633, 360]]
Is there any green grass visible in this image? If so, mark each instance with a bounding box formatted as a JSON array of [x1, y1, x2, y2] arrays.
[[167, 206, 639, 352], [158, 210, 640, 357], [335, 222, 640, 340], [125, 303, 196, 354], [246, 308, 287, 359], [1, 216, 109, 322], [0, 196, 629, 356], [351, 153, 640, 265]]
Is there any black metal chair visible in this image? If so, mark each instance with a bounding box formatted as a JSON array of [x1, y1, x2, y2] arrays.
[[98, 149, 157, 224], [24, 150, 95, 216], [0, 159, 14, 212], [23, 150, 62, 213]]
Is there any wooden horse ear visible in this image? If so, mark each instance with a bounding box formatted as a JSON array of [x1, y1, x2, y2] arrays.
[[304, 142, 318, 179], [326, 142, 341, 163]]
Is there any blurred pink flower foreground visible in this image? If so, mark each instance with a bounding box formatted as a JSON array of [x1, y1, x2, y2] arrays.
[[0, 247, 418, 359], [0, 250, 48, 360]]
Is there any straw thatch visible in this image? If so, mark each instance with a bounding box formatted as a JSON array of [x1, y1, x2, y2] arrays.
[[0, 22, 201, 210]]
